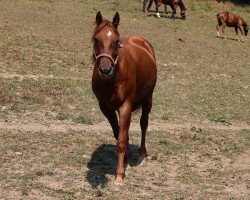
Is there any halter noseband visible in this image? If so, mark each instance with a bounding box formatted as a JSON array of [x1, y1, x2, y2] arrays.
[[94, 53, 119, 66]]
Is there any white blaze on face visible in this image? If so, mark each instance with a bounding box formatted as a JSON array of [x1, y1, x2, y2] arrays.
[[107, 31, 112, 37]]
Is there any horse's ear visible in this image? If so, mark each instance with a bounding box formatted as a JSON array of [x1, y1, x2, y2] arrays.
[[96, 11, 103, 26], [113, 12, 120, 29]]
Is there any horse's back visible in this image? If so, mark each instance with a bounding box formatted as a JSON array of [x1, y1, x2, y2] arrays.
[[217, 12, 243, 27], [120, 36, 156, 61], [119, 36, 157, 105], [120, 36, 157, 77]]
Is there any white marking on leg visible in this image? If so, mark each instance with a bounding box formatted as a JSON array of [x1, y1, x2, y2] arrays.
[[156, 12, 160, 18], [217, 31, 220, 37]]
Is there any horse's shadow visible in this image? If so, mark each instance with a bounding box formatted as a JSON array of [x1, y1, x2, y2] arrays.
[[146, 12, 183, 19], [86, 143, 140, 188], [216, 36, 240, 41]]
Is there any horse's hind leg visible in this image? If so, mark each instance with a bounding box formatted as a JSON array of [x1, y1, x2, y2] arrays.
[[147, 0, 154, 12], [138, 95, 152, 165], [99, 102, 119, 140], [164, 5, 168, 14], [170, 4, 177, 19], [216, 24, 221, 37], [143, 0, 148, 12]]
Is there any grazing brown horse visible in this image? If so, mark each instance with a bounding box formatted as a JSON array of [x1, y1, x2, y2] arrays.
[[146, 0, 187, 19], [91, 11, 157, 190], [216, 11, 249, 42]]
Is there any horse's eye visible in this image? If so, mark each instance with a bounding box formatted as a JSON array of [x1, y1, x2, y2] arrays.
[[114, 40, 119, 47], [94, 37, 99, 44]]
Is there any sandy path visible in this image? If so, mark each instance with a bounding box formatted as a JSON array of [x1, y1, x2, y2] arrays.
[[0, 120, 249, 133]]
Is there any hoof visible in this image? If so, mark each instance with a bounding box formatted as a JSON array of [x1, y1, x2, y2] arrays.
[[111, 181, 124, 192]]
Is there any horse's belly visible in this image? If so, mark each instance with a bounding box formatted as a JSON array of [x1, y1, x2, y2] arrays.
[[226, 23, 235, 27]]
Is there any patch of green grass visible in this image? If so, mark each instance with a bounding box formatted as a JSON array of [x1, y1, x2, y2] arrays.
[[159, 139, 187, 155], [19, 172, 37, 181], [210, 116, 232, 125], [56, 112, 70, 120], [73, 111, 94, 124]]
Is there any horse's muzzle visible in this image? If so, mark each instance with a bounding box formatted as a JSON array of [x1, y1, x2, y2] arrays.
[[181, 15, 186, 20], [95, 53, 117, 79], [99, 63, 114, 79]]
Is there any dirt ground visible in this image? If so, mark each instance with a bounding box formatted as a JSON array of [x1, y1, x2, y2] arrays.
[[0, 0, 249, 199], [0, 119, 249, 199]]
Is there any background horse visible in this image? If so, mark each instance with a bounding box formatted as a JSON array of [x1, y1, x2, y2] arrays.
[[92, 11, 157, 190], [216, 11, 249, 42], [146, 0, 187, 19]]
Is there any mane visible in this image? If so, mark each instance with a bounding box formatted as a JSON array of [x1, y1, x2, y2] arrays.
[[92, 20, 120, 41]]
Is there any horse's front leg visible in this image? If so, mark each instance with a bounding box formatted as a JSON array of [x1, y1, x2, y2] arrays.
[[113, 101, 132, 190], [99, 102, 119, 140], [235, 27, 239, 41], [222, 23, 226, 39], [239, 25, 245, 42]]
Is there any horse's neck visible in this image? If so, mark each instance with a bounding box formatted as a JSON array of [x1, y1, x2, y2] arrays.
[[178, 0, 186, 11]]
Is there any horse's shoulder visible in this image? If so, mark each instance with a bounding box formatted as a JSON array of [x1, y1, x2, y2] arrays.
[[119, 36, 155, 62], [120, 35, 144, 42]]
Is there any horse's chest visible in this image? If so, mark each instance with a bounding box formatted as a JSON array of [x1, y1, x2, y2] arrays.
[[93, 82, 126, 109]]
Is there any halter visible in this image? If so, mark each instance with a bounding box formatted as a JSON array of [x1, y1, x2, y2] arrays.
[[94, 52, 119, 66]]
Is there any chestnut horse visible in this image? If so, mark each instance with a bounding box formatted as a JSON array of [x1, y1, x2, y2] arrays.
[[145, 0, 187, 19], [216, 11, 248, 42], [91, 11, 157, 190]]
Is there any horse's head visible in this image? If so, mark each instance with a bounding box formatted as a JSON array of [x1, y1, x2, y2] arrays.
[[92, 11, 121, 79], [244, 24, 248, 36], [181, 8, 187, 20]]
